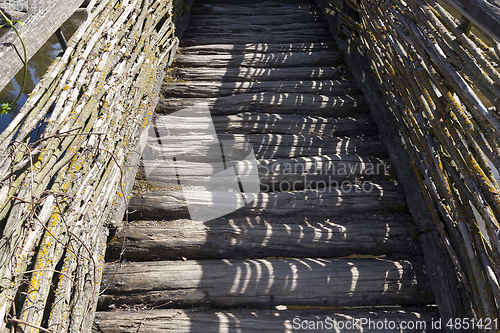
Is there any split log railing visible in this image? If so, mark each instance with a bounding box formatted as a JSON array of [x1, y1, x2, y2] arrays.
[[316, 0, 500, 323], [0, 0, 185, 331]]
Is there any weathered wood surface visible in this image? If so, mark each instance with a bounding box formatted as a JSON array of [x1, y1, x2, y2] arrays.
[[128, 183, 405, 219], [169, 66, 350, 81], [161, 80, 357, 97], [187, 13, 325, 24], [175, 52, 339, 67], [191, 2, 320, 15], [178, 43, 337, 54], [93, 307, 441, 333], [142, 154, 390, 189], [107, 217, 417, 261], [153, 112, 376, 136], [0, 0, 84, 91], [145, 133, 386, 160], [0, 11, 24, 24], [156, 93, 368, 116], [451, 0, 500, 42], [97, 0, 441, 326], [187, 22, 328, 33], [184, 30, 330, 39], [174, 0, 195, 40], [99, 258, 432, 308], [0, 0, 180, 331], [183, 35, 330, 46]]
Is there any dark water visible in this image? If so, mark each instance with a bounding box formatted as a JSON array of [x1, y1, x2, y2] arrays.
[[0, 10, 87, 134]]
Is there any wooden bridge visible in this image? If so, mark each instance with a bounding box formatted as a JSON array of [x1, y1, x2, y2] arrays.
[[0, 0, 499, 332]]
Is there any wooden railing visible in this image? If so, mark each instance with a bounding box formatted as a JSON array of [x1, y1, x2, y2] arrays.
[[0, 0, 85, 92], [0, 0, 186, 331], [317, 0, 500, 327]]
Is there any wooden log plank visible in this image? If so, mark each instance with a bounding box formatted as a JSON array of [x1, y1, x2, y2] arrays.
[[156, 93, 368, 117], [144, 133, 386, 160], [192, 0, 315, 4], [314, 0, 474, 322], [142, 154, 391, 190], [238, 134, 385, 158], [169, 66, 350, 81], [184, 29, 328, 37], [183, 36, 331, 46], [0, 11, 24, 25], [93, 307, 441, 333], [98, 258, 433, 308], [186, 22, 328, 33], [155, 110, 378, 136], [0, 0, 84, 91], [174, 52, 339, 68], [161, 80, 358, 98], [152, 112, 377, 137], [178, 43, 337, 54], [106, 217, 417, 261], [257, 155, 390, 185], [193, 1, 318, 9], [190, 4, 320, 15], [0, 0, 179, 330], [451, 0, 500, 42], [128, 183, 406, 219], [188, 14, 326, 25], [185, 27, 329, 36]]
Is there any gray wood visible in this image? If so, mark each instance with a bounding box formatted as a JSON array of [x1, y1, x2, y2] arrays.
[[93, 307, 441, 333], [106, 217, 417, 261], [186, 22, 328, 33], [225, 111, 376, 131], [174, 0, 195, 40], [142, 154, 390, 189], [210, 133, 385, 158], [183, 35, 330, 46], [190, 4, 320, 16], [98, 258, 433, 308], [314, 0, 474, 325], [257, 155, 390, 185], [109, 43, 179, 230], [192, 0, 317, 3], [144, 133, 386, 160], [169, 66, 350, 81], [151, 112, 377, 137], [178, 43, 337, 54], [161, 80, 357, 97], [156, 93, 368, 117], [184, 28, 329, 38], [128, 183, 405, 219], [188, 14, 325, 25], [451, 0, 500, 42], [0, 1, 178, 331], [0, 0, 84, 91], [191, 2, 316, 9], [174, 52, 340, 68], [202, 0, 312, 5], [0, 11, 24, 25]]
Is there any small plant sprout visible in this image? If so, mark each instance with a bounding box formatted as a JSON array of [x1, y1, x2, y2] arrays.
[[0, 9, 27, 115]]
